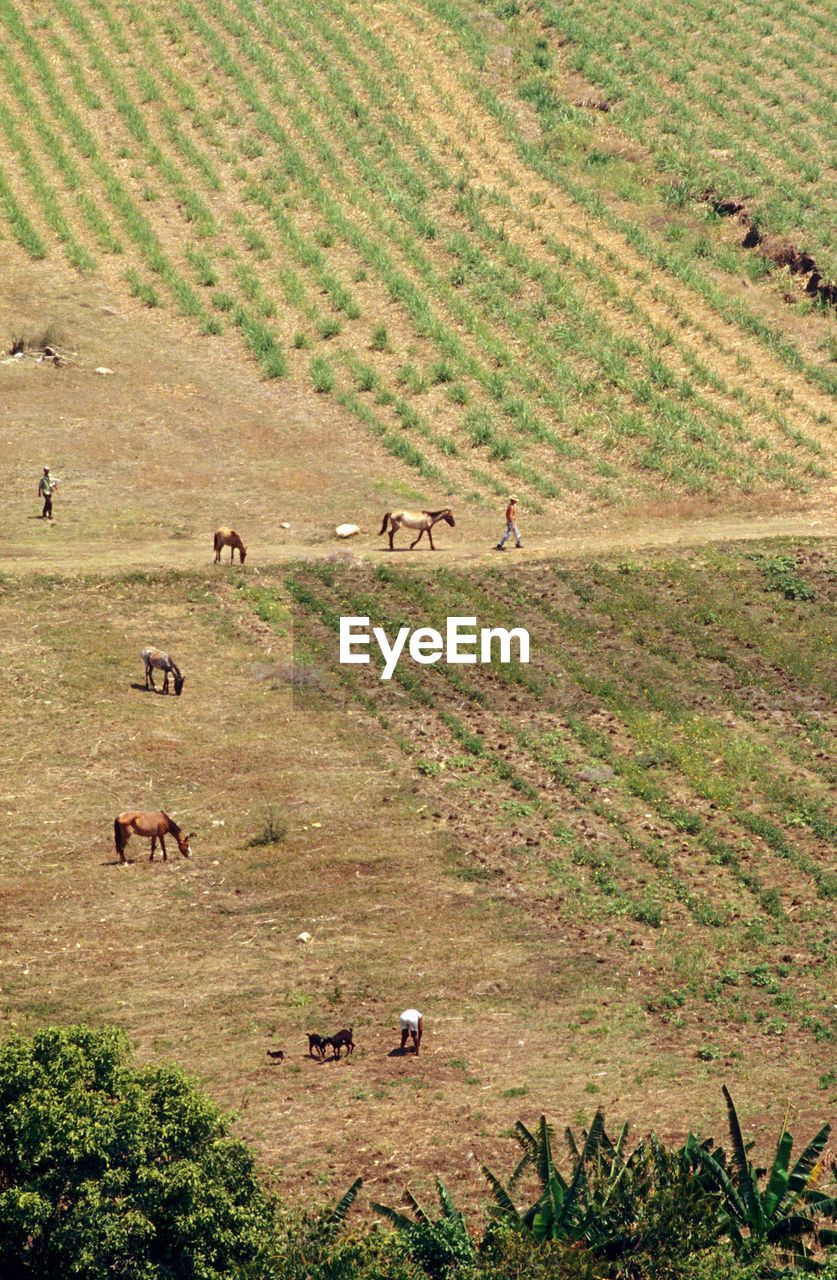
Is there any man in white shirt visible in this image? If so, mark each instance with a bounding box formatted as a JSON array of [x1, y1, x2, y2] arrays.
[[399, 1008, 423, 1056]]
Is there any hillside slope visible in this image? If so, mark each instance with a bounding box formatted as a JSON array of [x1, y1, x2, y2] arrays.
[[0, 0, 833, 521]]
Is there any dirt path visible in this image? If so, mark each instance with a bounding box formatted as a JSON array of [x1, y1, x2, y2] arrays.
[[3, 508, 832, 576]]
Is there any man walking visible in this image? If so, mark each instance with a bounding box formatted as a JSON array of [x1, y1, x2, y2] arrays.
[[495, 495, 522, 550], [37, 466, 58, 520], [399, 1008, 423, 1056]]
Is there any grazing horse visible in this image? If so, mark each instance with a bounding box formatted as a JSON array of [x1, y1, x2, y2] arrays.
[[213, 527, 247, 563], [141, 646, 185, 696], [113, 811, 193, 863], [378, 508, 455, 551]]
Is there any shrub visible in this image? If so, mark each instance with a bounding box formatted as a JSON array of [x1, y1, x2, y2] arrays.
[[248, 806, 288, 847], [0, 1025, 275, 1278], [478, 1225, 605, 1278], [274, 1216, 422, 1279], [757, 555, 816, 601]]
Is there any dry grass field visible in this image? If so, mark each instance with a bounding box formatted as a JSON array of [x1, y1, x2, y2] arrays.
[[0, 0, 834, 1225]]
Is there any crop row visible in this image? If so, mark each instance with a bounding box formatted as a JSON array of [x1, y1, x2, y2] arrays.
[[256, 555, 834, 1042], [528, 0, 836, 274]]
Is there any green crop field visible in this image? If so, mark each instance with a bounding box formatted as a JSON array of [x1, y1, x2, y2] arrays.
[[0, 0, 833, 518], [530, 0, 837, 275]]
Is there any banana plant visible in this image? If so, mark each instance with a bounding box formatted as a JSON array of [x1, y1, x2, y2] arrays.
[[686, 1085, 836, 1270], [319, 1176, 364, 1241], [371, 1177, 477, 1278], [481, 1109, 609, 1242]]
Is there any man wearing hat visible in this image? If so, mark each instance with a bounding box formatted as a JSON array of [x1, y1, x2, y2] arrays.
[[495, 495, 522, 550], [37, 466, 59, 520]]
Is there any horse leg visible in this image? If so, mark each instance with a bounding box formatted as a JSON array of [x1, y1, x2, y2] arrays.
[[149, 835, 156, 862], [163, 671, 169, 694], [160, 835, 168, 862], [427, 526, 436, 550], [388, 522, 395, 550], [409, 528, 424, 550]]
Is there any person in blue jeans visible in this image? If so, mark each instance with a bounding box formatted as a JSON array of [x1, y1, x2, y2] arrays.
[[495, 496, 522, 550]]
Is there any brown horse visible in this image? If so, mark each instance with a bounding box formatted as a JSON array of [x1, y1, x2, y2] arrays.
[[378, 508, 455, 551], [113, 811, 193, 863], [213, 527, 247, 563]]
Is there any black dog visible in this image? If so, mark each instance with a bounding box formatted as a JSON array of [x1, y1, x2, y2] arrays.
[[328, 1027, 354, 1060], [307, 1033, 329, 1060], [266, 1049, 285, 1063]]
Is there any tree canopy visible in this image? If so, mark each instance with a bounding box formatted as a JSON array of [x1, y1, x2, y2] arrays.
[[0, 1025, 275, 1279]]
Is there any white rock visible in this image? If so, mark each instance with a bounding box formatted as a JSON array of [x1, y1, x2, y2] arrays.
[[335, 523, 360, 538], [297, 931, 312, 944], [279, 521, 291, 529], [94, 366, 114, 375]]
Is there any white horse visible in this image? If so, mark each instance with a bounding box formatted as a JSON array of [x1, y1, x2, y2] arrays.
[[141, 646, 185, 695], [378, 508, 455, 551]]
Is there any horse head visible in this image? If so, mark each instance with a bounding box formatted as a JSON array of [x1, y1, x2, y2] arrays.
[[239, 542, 247, 563], [173, 673, 185, 696], [444, 510, 455, 527], [177, 830, 194, 858]]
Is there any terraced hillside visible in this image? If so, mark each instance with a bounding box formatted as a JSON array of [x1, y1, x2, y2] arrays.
[[0, 0, 833, 520], [0, 545, 833, 1207]]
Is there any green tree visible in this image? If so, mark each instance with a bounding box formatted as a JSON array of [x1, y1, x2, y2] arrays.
[[0, 1025, 275, 1278]]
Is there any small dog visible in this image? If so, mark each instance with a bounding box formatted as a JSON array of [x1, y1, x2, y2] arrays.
[[266, 1049, 285, 1063], [328, 1027, 354, 1060], [307, 1033, 329, 1060]]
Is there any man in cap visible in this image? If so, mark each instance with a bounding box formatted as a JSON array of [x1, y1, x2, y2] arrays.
[[495, 495, 522, 550], [37, 466, 59, 520]]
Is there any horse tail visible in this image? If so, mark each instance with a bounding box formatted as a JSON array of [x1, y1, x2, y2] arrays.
[[114, 818, 125, 858], [213, 531, 220, 552], [378, 512, 391, 536]]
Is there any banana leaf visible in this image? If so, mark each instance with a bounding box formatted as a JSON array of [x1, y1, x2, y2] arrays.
[[763, 1128, 793, 1219]]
